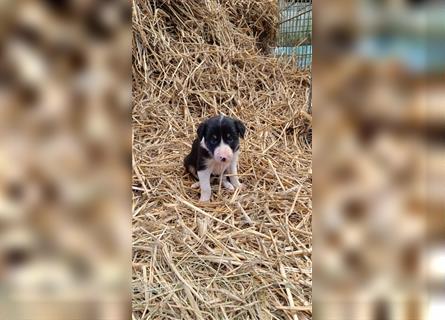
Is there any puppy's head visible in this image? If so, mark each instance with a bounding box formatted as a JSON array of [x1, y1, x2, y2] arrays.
[[197, 115, 246, 163]]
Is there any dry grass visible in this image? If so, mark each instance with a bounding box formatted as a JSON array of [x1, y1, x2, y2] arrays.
[[132, 1, 312, 319]]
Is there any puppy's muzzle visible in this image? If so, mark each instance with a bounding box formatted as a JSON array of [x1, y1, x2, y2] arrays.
[[214, 145, 233, 163]]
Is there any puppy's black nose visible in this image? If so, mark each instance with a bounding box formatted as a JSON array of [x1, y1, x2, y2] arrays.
[[221, 157, 226, 162]]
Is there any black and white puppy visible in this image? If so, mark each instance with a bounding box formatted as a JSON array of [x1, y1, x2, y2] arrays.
[[184, 115, 246, 202]]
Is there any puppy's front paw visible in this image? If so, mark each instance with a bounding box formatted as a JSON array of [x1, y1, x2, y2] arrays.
[[232, 181, 245, 190], [223, 180, 235, 191], [199, 190, 211, 202], [199, 195, 211, 202]]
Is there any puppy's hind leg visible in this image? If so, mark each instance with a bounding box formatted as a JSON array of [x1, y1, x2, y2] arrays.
[[191, 181, 200, 189], [185, 164, 200, 188]]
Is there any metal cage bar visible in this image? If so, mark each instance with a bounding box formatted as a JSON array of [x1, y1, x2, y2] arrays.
[[275, 0, 312, 69]]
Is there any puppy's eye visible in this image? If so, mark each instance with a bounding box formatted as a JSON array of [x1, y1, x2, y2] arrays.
[[211, 135, 218, 142], [226, 134, 233, 141]]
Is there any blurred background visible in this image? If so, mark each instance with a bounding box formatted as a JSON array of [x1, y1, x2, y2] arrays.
[[4, 0, 445, 318], [314, 0, 444, 319], [0, 1, 131, 319]]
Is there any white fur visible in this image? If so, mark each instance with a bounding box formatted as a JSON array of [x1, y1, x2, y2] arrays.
[[205, 157, 230, 175], [223, 180, 235, 191], [197, 150, 241, 201], [196, 138, 241, 201], [191, 181, 200, 189], [197, 169, 212, 202], [227, 150, 242, 188], [214, 140, 233, 163], [200, 138, 209, 151]]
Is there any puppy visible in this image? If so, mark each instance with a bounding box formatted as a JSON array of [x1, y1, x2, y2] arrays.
[[184, 115, 246, 202]]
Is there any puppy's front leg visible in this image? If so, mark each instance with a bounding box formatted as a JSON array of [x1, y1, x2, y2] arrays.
[[197, 169, 212, 202], [228, 153, 242, 189]]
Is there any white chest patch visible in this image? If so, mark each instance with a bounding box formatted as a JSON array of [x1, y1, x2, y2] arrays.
[[205, 158, 230, 175]]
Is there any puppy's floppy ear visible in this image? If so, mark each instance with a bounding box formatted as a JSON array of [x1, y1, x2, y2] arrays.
[[234, 119, 246, 139], [197, 121, 207, 140]]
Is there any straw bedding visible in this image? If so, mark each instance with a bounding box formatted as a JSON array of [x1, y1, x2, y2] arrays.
[[132, 1, 312, 319]]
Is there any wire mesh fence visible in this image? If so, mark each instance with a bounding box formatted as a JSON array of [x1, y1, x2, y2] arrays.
[[275, 0, 312, 69]]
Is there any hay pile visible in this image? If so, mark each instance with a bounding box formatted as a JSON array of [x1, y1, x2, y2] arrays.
[[132, 1, 312, 319]]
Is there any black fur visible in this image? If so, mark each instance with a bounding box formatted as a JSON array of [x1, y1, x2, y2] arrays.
[[184, 115, 245, 179], [183, 138, 211, 179], [234, 119, 246, 139]]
